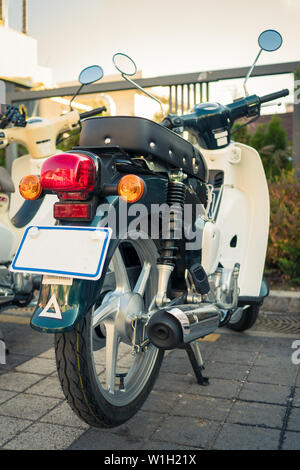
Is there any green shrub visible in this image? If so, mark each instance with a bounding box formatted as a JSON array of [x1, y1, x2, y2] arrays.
[[266, 170, 300, 284], [233, 114, 292, 181]]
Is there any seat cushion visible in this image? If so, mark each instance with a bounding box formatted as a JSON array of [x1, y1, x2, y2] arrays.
[[79, 116, 208, 182]]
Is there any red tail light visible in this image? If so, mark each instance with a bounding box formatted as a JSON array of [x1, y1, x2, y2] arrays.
[[40, 153, 95, 193], [54, 202, 91, 220]]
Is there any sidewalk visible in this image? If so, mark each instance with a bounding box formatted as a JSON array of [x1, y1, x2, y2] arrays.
[[0, 298, 299, 450]]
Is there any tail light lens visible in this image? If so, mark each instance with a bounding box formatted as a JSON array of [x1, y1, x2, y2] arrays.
[[40, 153, 95, 193]]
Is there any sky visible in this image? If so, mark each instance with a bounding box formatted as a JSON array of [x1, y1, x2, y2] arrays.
[[7, 0, 300, 85]]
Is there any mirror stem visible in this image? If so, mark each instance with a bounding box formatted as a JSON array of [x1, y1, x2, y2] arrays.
[[69, 84, 84, 110], [122, 74, 164, 116], [243, 48, 262, 97]]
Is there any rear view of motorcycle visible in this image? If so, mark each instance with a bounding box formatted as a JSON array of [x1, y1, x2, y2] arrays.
[[11, 30, 289, 427]]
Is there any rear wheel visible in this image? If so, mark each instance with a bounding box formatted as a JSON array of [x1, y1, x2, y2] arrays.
[[55, 236, 164, 428], [226, 305, 260, 332]]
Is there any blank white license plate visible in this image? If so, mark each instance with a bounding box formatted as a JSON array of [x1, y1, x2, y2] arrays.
[[11, 225, 112, 281]]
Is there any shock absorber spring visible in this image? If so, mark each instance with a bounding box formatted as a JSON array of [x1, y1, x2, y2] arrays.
[[158, 179, 186, 266]]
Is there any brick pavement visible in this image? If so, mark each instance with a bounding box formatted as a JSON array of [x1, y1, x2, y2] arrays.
[[0, 308, 299, 450]]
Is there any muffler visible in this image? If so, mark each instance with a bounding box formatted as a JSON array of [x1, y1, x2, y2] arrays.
[[146, 303, 221, 350]]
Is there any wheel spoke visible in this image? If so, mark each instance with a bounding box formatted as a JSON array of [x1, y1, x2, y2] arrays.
[[112, 248, 131, 293], [133, 261, 151, 297], [104, 321, 119, 394], [92, 297, 119, 329]]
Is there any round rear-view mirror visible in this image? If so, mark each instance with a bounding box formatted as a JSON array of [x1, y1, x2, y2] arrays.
[[79, 65, 104, 85], [258, 29, 283, 52], [112, 53, 137, 76]]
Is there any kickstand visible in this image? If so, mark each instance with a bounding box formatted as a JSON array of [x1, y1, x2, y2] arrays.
[[185, 342, 209, 386]]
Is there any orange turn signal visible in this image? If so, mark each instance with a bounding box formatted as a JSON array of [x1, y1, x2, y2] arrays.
[[19, 175, 42, 200], [117, 174, 144, 203]]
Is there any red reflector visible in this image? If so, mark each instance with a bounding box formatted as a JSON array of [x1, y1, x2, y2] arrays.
[[40, 153, 95, 192], [54, 203, 90, 219]]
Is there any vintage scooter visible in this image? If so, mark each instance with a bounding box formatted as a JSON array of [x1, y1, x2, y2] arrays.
[[0, 65, 106, 308], [11, 30, 288, 427]]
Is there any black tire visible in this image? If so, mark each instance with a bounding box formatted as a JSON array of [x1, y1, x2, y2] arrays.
[[226, 305, 260, 332], [54, 237, 164, 428]]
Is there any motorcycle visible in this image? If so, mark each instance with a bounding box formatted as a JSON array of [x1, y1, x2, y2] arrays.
[[0, 65, 106, 308], [10, 30, 288, 427]]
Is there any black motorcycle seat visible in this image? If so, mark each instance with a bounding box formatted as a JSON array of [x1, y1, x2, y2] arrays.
[[0, 167, 15, 193], [79, 116, 208, 182]]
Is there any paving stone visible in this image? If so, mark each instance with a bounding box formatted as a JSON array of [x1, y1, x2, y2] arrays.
[[0, 416, 32, 447], [40, 400, 89, 429], [293, 388, 300, 407], [0, 393, 62, 420], [203, 361, 248, 381], [287, 408, 300, 432], [150, 415, 220, 449], [24, 376, 65, 399], [281, 431, 300, 450], [238, 381, 291, 405], [187, 378, 241, 400], [0, 371, 43, 392], [111, 410, 164, 440], [69, 428, 144, 450], [214, 334, 263, 352], [0, 389, 17, 405], [37, 348, 55, 360], [3, 422, 86, 450], [209, 348, 258, 365], [174, 394, 232, 422], [0, 354, 33, 371], [227, 400, 285, 428], [213, 423, 281, 450], [141, 390, 180, 414], [255, 353, 296, 368], [15, 357, 56, 375], [154, 371, 193, 393], [247, 364, 298, 386]]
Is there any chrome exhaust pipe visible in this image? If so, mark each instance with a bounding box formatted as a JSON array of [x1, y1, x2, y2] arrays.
[[146, 303, 221, 350]]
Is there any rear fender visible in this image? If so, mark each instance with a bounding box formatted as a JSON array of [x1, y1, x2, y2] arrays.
[[30, 174, 168, 333]]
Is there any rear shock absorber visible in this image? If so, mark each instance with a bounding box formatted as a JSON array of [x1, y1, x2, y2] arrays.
[[155, 174, 186, 307]]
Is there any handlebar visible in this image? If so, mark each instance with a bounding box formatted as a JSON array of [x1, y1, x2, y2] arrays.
[[79, 106, 106, 120], [259, 88, 289, 104], [160, 88, 290, 150]]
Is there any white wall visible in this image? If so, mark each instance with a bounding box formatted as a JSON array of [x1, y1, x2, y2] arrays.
[[0, 26, 52, 85]]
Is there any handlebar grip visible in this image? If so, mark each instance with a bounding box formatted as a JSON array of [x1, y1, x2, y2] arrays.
[[260, 89, 289, 104], [80, 106, 107, 120]]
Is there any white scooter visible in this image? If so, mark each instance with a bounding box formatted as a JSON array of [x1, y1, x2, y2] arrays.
[[9, 30, 289, 427], [0, 65, 106, 308]]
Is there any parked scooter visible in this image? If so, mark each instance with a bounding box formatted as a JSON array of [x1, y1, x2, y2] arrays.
[[0, 65, 106, 308], [11, 30, 288, 427]]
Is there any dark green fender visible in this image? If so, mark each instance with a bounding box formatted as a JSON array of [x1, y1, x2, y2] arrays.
[[30, 174, 168, 333]]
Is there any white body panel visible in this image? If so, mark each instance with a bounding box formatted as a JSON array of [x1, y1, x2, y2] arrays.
[[200, 142, 269, 297], [10, 153, 59, 217], [0, 153, 57, 260]]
